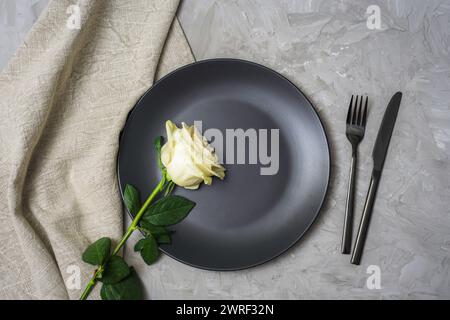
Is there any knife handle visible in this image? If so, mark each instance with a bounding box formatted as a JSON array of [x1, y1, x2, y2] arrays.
[[350, 171, 380, 265], [341, 153, 357, 254]]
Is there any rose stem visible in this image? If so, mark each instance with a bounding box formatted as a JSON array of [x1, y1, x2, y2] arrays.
[[79, 176, 166, 300]]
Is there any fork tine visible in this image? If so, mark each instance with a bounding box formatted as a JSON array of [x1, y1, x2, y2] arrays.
[[362, 96, 368, 127], [352, 95, 359, 124], [346, 95, 353, 124], [357, 95, 363, 125]]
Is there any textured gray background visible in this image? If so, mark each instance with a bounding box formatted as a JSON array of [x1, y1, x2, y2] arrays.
[[1, 0, 449, 299]]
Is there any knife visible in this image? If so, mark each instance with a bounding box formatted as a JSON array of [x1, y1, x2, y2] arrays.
[[350, 92, 402, 265]]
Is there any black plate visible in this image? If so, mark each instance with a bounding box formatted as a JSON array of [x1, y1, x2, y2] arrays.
[[118, 59, 330, 271]]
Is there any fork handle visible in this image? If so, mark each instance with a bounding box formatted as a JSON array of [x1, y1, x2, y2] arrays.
[[350, 170, 380, 265], [341, 152, 357, 254]]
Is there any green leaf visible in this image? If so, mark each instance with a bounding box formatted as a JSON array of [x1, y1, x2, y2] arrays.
[[139, 236, 159, 265], [100, 256, 130, 285], [123, 184, 141, 215], [133, 239, 146, 252], [142, 195, 195, 226], [100, 268, 142, 300], [134, 237, 159, 264], [82, 237, 111, 266], [156, 233, 171, 244], [154, 136, 163, 170], [140, 221, 169, 236]]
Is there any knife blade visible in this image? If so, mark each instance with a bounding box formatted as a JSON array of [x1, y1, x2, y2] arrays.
[[372, 91, 403, 172], [350, 92, 402, 265]]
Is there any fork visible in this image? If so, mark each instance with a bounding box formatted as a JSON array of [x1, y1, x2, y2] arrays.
[[341, 95, 368, 254]]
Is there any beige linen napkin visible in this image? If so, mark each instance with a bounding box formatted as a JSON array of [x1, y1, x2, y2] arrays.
[[0, 0, 193, 299]]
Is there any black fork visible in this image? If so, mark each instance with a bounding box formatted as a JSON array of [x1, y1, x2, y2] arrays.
[[342, 95, 368, 254]]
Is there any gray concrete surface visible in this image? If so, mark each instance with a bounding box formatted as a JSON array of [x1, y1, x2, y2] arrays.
[[2, 0, 449, 299]]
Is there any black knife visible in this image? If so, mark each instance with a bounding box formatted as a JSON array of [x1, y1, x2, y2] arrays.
[[350, 92, 402, 265]]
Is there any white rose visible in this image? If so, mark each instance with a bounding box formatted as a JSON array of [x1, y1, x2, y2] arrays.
[[161, 120, 225, 190]]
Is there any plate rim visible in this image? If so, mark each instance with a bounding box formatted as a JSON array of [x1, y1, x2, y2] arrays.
[[117, 58, 331, 271]]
